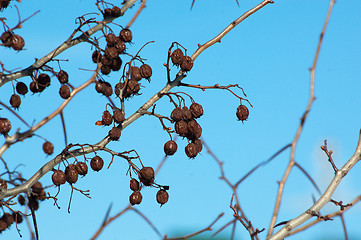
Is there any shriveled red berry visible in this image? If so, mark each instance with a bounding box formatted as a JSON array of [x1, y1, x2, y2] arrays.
[[114, 38, 126, 53], [130, 178, 140, 191], [0, 31, 12, 46], [119, 28, 132, 43], [190, 103, 203, 118], [0, 118, 11, 135], [52, 170, 66, 186], [236, 105, 249, 122], [75, 162, 88, 176], [187, 120, 202, 140], [59, 85, 71, 99], [29, 81, 44, 93], [156, 189, 169, 206], [126, 79, 140, 95], [113, 108, 125, 124], [9, 94, 21, 109], [42, 141, 54, 155], [171, 107, 183, 122], [57, 70, 69, 84], [140, 64, 152, 79], [110, 56, 122, 71], [182, 106, 192, 121], [0, 178, 7, 189], [180, 56, 193, 72], [164, 140, 177, 156], [16, 82, 28, 95], [139, 167, 154, 186], [109, 126, 121, 141], [193, 139, 203, 153], [130, 66, 142, 81], [105, 46, 119, 59], [185, 143, 198, 158], [129, 191, 142, 205], [101, 65, 111, 75], [37, 73, 51, 88], [175, 120, 188, 137], [171, 48, 184, 66], [102, 110, 113, 126], [106, 33, 118, 46], [90, 156, 104, 172], [10, 34, 25, 50], [65, 164, 78, 184]]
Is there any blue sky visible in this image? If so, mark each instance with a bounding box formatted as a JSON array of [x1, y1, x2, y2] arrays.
[[1, 0, 361, 239]]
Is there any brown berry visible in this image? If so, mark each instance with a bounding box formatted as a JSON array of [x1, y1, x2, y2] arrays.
[[171, 48, 184, 66], [65, 164, 78, 184], [10, 34, 25, 50], [164, 140, 177, 156], [102, 110, 113, 126], [57, 70, 69, 84], [190, 103, 203, 118], [109, 126, 121, 140], [0, 31, 12, 46], [103, 8, 112, 18], [156, 189, 169, 206], [193, 138, 203, 153], [127, 79, 140, 95], [130, 66, 142, 81], [75, 162, 88, 176], [1, 213, 14, 227], [92, 50, 102, 63], [182, 106, 192, 121], [106, 33, 118, 46], [140, 64, 152, 79], [171, 107, 183, 122], [129, 191, 142, 205], [59, 85, 71, 99], [111, 6, 122, 17], [31, 182, 43, 195], [0, 220, 6, 231], [9, 94, 21, 109], [52, 170, 66, 186], [28, 197, 39, 211], [101, 65, 111, 75], [113, 108, 125, 124], [119, 28, 132, 42], [110, 56, 122, 71], [18, 195, 25, 205], [130, 178, 140, 191], [42, 141, 54, 155], [105, 46, 119, 59], [0, 118, 11, 135], [175, 120, 188, 137], [180, 56, 193, 72], [139, 167, 154, 186], [114, 38, 126, 53], [185, 143, 198, 158], [236, 105, 249, 122], [29, 81, 44, 93], [13, 212, 23, 224], [187, 120, 202, 140], [0, 178, 7, 189], [16, 82, 28, 95], [90, 156, 104, 172]]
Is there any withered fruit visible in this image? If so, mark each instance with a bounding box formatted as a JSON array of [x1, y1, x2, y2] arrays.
[[16, 82, 28, 95], [90, 156, 104, 172], [0, 118, 11, 135], [119, 28, 132, 43], [65, 164, 78, 184], [139, 167, 155, 186], [10, 34, 25, 51], [182, 106, 192, 121], [92, 50, 102, 63], [101, 65, 111, 75], [42, 141, 54, 155], [109, 126, 121, 140], [175, 120, 188, 137], [104, 46, 119, 59], [180, 56, 193, 72], [170, 107, 183, 122], [236, 105, 249, 122], [59, 85, 71, 99], [129, 191, 142, 205], [0, 178, 7, 189], [106, 33, 118, 46], [75, 162, 88, 176], [156, 190, 169, 206], [171, 48, 184, 66], [190, 103, 203, 118], [130, 178, 140, 191], [111, 56, 122, 71], [102, 110, 113, 126], [193, 138, 203, 153], [113, 108, 125, 124], [130, 66, 142, 81], [187, 120, 202, 140], [140, 64, 152, 79], [9, 94, 21, 109], [18, 195, 25, 205], [13, 212, 23, 224], [52, 170, 66, 186], [111, 6, 122, 17], [185, 142, 198, 158], [1, 213, 14, 227], [37, 73, 51, 88], [164, 140, 177, 156], [57, 70, 69, 84]]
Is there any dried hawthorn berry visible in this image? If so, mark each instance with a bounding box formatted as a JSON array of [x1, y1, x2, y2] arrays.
[[31, 182, 43, 194], [102, 110, 113, 126], [129, 191, 142, 205], [29, 81, 44, 93], [190, 103, 203, 118], [114, 38, 126, 53], [109, 126, 121, 141], [92, 50, 102, 63], [111, 6, 121, 17], [43, 141, 54, 155], [37, 73, 51, 87], [0, 178, 7, 189], [9, 94, 21, 109], [193, 138, 203, 153], [164, 140, 177, 156], [95, 81, 104, 93], [127, 79, 140, 95], [0, 0, 10, 10], [18, 195, 25, 205], [1, 31, 12, 47], [96, 81, 113, 96], [0, 118, 11, 135], [185, 142, 198, 158], [101, 65, 111, 75], [13, 212, 23, 224], [90, 156, 104, 172], [65, 164, 78, 184], [119, 28, 132, 43], [0, 220, 7, 231], [110, 56, 122, 71], [114, 82, 123, 96], [113, 108, 125, 123], [130, 178, 140, 191], [105, 46, 118, 59], [103, 8, 112, 19], [140, 64, 152, 79], [28, 197, 39, 211], [236, 105, 249, 122], [16, 82, 28, 95], [101, 55, 112, 66], [182, 106, 192, 121], [57, 70, 69, 84], [187, 120, 202, 140], [10, 34, 25, 51], [181, 56, 193, 72], [106, 33, 118, 46], [156, 190, 169, 206], [75, 162, 88, 176], [139, 167, 155, 186], [1, 213, 14, 227], [130, 66, 142, 81], [175, 120, 188, 137], [170, 107, 183, 122], [171, 48, 184, 66], [59, 85, 71, 99], [52, 170, 66, 186]]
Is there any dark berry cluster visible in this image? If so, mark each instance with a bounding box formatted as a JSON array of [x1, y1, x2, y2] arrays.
[[165, 102, 204, 158], [96, 105, 125, 141], [0, 31, 25, 51], [170, 48, 193, 72]]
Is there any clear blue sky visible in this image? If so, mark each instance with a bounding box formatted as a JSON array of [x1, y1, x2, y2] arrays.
[[1, 0, 361, 239]]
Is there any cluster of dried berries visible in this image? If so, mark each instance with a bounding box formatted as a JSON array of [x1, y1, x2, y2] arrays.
[[0, 212, 23, 233], [28, 182, 47, 211], [30, 73, 51, 94], [95, 80, 113, 97], [102, 6, 122, 19], [236, 104, 249, 122], [170, 48, 193, 72], [167, 102, 204, 158], [0, 31, 25, 50], [57, 70, 71, 99], [96, 106, 125, 141]]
